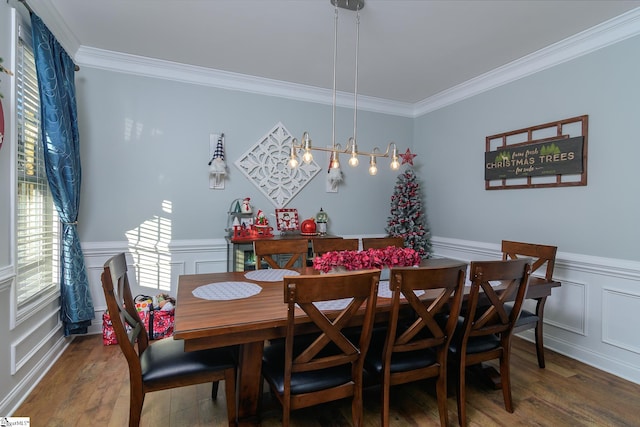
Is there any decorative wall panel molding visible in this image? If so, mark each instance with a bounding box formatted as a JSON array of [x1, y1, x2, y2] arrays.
[[544, 279, 586, 335], [234, 122, 321, 207], [602, 288, 640, 354]]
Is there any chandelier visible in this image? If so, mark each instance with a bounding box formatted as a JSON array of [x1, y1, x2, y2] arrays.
[[288, 0, 401, 177]]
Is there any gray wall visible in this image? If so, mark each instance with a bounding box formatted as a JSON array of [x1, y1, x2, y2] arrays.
[[416, 34, 640, 261], [76, 68, 413, 243]]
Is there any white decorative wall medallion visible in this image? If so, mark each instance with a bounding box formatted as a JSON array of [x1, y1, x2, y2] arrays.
[[235, 122, 321, 208]]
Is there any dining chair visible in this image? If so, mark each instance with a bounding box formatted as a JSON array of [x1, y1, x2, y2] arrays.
[[311, 237, 359, 257], [261, 270, 380, 427], [101, 253, 237, 427], [501, 240, 557, 368], [364, 263, 467, 427], [449, 258, 532, 427], [361, 236, 404, 250], [253, 239, 309, 269]]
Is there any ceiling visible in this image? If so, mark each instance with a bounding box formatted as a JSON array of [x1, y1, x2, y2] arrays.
[[24, 0, 640, 105]]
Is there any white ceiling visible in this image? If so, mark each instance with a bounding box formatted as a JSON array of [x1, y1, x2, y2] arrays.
[[24, 0, 640, 106]]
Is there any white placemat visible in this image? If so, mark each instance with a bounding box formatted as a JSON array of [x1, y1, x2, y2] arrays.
[[312, 298, 353, 311], [192, 281, 262, 300], [377, 281, 425, 299], [244, 269, 300, 282]]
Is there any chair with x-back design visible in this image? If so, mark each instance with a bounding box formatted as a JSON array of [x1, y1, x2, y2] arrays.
[[501, 240, 558, 368], [101, 253, 237, 427], [254, 239, 309, 269], [364, 263, 468, 426], [261, 270, 380, 427], [449, 258, 532, 426]]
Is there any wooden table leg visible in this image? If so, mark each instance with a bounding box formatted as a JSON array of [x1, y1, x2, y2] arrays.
[[237, 340, 265, 426]]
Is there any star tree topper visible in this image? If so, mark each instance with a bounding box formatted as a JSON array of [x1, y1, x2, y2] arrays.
[[400, 148, 417, 165]]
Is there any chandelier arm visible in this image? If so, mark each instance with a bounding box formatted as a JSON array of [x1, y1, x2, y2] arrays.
[[353, 142, 397, 158], [291, 143, 350, 155], [292, 141, 397, 158]]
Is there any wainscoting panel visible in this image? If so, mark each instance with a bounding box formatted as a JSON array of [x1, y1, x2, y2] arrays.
[[602, 287, 640, 354], [11, 308, 62, 375], [544, 279, 587, 335]]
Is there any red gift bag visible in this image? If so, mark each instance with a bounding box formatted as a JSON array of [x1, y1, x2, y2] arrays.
[[102, 311, 118, 346], [138, 308, 175, 340], [103, 295, 176, 345]]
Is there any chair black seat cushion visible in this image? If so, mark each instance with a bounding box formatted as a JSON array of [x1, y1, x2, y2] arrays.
[[363, 329, 438, 375], [141, 338, 236, 385], [262, 341, 353, 395], [449, 334, 500, 355], [504, 303, 539, 327], [515, 309, 539, 326], [449, 318, 501, 356]]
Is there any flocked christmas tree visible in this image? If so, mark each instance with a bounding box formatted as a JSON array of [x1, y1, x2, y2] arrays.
[[386, 168, 431, 258]]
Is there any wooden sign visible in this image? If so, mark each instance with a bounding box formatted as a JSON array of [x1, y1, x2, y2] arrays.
[[485, 115, 588, 190], [485, 136, 584, 181]]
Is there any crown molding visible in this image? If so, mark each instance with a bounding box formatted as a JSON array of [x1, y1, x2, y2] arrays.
[[74, 47, 415, 118], [71, 7, 640, 119], [412, 7, 640, 117]]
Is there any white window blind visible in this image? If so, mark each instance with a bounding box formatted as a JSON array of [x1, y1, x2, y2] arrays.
[[15, 21, 59, 309]]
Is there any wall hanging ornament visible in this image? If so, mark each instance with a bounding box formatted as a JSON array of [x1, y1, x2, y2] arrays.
[[235, 122, 321, 207], [208, 133, 227, 189]]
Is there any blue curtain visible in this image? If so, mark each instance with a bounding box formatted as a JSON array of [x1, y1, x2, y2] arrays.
[[31, 15, 94, 336]]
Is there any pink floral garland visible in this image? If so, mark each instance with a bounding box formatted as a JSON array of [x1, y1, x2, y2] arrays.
[[313, 246, 421, 273]]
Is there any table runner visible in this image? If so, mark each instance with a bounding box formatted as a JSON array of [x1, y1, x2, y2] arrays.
[[244, 269, 300, 282], [193, 281, 262, 300]]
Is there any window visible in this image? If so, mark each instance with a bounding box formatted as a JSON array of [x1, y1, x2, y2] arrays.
[[15, 17, 59, 309]]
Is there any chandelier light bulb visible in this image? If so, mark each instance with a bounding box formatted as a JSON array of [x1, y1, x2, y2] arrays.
[[302, 150, 313, 164], [288, 144, 299, 168], [390, 158, 400, 170], [331, 152, 340, 169], [368, 156, 378, 175], [349, 154, 359, 167]]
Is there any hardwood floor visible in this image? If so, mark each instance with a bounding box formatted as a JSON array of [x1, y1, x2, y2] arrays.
[[14, 335, 640, 426]]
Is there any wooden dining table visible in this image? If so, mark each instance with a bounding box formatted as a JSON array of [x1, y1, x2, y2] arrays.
[[173, 258, 560, 425]]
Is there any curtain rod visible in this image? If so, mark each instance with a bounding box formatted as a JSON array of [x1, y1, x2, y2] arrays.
[[17, 0, 32, 13], [17, 0, 80, 71]]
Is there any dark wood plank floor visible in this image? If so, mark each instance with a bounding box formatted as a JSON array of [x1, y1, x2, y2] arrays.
[[14, 335, 640, 426]]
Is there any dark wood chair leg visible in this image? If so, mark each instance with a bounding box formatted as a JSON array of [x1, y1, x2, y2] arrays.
[[224, 367, 237, 426], [129, 386, 144, 427], [456, 359, 467, 427], [499, 347, 514, 413], [436, 367, 449, 427], [534, 297, 547, 368]]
